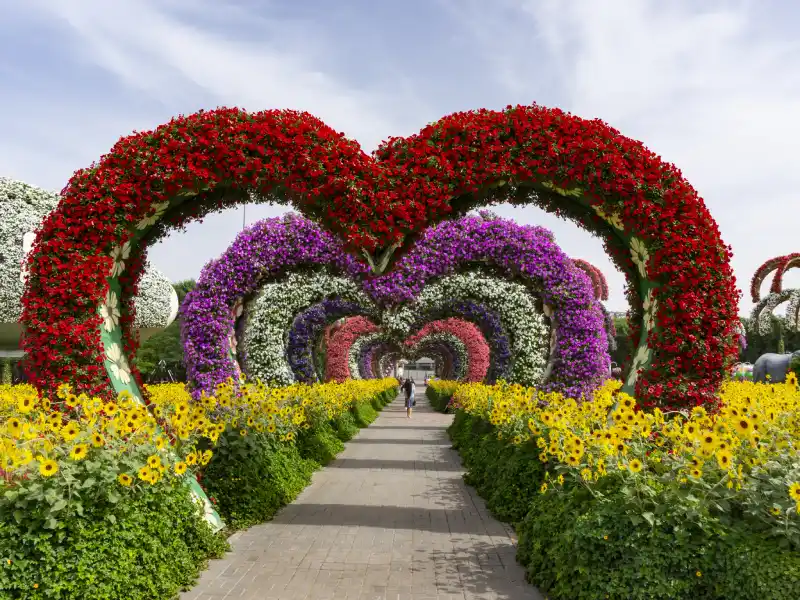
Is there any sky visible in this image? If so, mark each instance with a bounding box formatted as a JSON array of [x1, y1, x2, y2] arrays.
[[2, 0, 799, 315]]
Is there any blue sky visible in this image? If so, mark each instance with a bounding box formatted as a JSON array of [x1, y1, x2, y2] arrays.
[[2, 0, 799, 314]]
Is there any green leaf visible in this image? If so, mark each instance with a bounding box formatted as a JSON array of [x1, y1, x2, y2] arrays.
[[12, 510, 23, 524], [642, 512, 655, 526], [50, 499, 67, 513]]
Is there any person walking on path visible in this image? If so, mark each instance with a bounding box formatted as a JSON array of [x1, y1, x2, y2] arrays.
[[404, 378, 416, 418]]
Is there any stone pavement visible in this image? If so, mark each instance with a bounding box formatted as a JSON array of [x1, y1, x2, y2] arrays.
[[183, 391, 544, 600]]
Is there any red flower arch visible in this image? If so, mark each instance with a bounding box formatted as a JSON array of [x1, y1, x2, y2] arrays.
[[750, 253, 800, 302], [22, 104, 739, 408], [573, 259, 609, 302]]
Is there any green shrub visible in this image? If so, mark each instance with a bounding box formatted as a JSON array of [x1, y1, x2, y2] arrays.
[[702, 530, 800, 600], [332, 411, 360, 441], [352, 402, 378, 427], [426, 387, 452, 412], [517, 478, 715, 600], [296, 421, 345, 466], [200, 430, 316, 530], [0, 481, 227, 600], [451, 411, 800, 600]]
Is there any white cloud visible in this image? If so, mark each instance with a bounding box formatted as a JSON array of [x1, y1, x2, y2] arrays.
[[7, 0, 434, 282], [445, 0, 800, 315], [4, 0, 799, 318]]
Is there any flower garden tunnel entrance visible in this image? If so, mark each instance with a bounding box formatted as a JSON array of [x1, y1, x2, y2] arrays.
[[20, 104, 740, 531]]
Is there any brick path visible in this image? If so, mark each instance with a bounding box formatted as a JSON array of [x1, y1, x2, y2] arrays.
[[183, 391, 544, 600]]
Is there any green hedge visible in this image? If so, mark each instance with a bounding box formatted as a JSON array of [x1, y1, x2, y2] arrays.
[[426, 386, 452, 412], [198, 387, 396, 530], [0, 481, 227, 600], [448, 408, 800, 600], [0, 386, 396, 600]]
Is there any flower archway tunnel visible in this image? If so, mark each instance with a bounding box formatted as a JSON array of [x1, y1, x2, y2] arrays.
[[21, 104, 739, 411], [750, 253, 800, 337]]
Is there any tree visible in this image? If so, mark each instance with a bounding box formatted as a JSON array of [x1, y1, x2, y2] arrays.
[[135, 279, 196, 377], [611, 316, 633, 372]]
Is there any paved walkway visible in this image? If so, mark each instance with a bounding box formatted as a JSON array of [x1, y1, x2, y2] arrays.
[[183, 392, 543, 600]]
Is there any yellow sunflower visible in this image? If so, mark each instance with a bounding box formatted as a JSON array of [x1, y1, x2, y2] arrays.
[[69, 444, 89, 461], [628, 459, 643, 474], [789, 482, 800, 503], [39, 458, 59, 477]]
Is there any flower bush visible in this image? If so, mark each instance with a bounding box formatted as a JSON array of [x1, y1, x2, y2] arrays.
[[0, 377, 397, 598], [750, 253, 800, 302], [408, 333, 466, 380], [439, 376, 800, 599], [573, 259, 609, 302], [132, 262, 179, 330], [406, 318, 489, 382], [0, 177, 174, 332], [239, 271, 375, 386], [412, 299, 512, 383], [184, 212, 605, 397], [181, 214, 369, 394]]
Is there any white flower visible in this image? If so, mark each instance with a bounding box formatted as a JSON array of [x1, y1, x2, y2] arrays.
[[387, 272, 550, 386], [642, 289, 658, 332], [1, 178, 60, 324], [626, 344, 651, 387], [99, 290, 120, 332], [238, 271, 378, 384], [105, 342, 131, 384], [132, 263, 177, 329], [630, 237, 649, 278], [135, 201, 170, 230], [109, 241, 132, 277]]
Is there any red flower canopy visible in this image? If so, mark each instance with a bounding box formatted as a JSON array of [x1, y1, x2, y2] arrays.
[[21, 104, 740, 408]]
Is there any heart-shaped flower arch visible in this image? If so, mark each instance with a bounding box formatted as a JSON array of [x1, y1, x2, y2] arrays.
[[21, 105, 739, 408]]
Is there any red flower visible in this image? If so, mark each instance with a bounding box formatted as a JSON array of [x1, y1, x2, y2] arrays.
[[20, 105, 739, 410]]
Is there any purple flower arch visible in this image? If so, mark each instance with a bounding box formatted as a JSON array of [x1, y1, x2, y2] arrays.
[[181, 214, 367, 393], [184, 212, 608, 397]]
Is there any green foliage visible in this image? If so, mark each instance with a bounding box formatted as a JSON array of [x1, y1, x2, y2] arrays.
[[611, 316, 634, 371], [741, 315, 800, 363], [331, 411, 360, 441], [199, 388, 395, 530], [352, 401, 378, 427], [135, 279, 196, 375], [199, 429, 316, 530], [426, 387, 452, 412], [0, 480, 226, 600], [703, 530, 800, 600], [449, 410, 800, 600], [296, 421, 344, 466], [789, 354, 800, 379]]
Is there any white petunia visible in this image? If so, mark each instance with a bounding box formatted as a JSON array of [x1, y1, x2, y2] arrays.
[[99, 290, 121, 332], [630, 237, 650, 278], [105, 342, 131, 384]]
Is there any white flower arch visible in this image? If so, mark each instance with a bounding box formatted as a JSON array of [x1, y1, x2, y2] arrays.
[[0, 177, 176, 349]]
